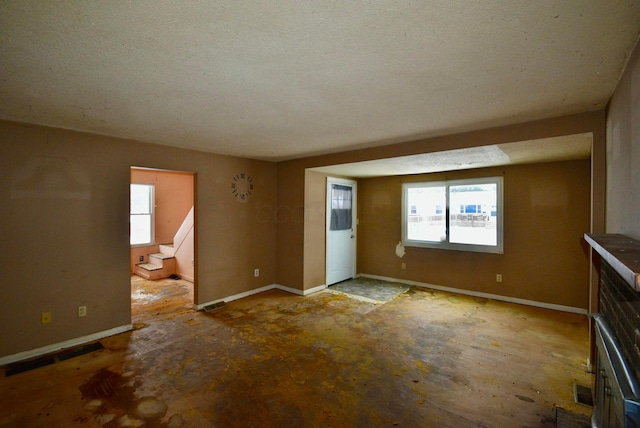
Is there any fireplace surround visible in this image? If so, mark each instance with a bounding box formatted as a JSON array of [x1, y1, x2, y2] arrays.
[[585, 234, 640, 427]]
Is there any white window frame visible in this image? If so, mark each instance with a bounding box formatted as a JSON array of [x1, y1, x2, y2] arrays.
[[402, 176, 503, 254], [130, 183, 155, 247]]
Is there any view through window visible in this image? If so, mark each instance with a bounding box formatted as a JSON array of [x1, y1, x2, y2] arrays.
[[130, 184, 154, 246], [402, 176, 503, 253]]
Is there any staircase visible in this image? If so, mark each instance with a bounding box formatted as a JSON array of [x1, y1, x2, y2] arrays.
[[133, 206, 194, 281], [134, 249, 176, 280]]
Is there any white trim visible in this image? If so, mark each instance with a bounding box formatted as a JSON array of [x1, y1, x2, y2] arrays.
[[274, 284, 304, 295], [0, 324, 133, 366], [359, 274, 588, 315], [196, 283, 328, 310], [197, 284, 275, 310], [295, 283, 327, 296], [402, 176, 504, 254]]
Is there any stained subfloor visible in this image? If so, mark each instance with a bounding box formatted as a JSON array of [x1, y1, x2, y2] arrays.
[[0, 276, 593, 427]]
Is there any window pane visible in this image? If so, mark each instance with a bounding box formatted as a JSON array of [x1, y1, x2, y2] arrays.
[[402, 177, 502, 253], [406, 186, 446, 242], [330, 184, 352, 230], [332, 185, 352, 210], [130, 184, 153, 245], [131, 184, 151, 214], [449, 183, 497, 246], [130, 214, 151, 245]]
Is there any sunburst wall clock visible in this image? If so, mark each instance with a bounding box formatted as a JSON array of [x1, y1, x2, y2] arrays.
[[231, 173, 253, 201]]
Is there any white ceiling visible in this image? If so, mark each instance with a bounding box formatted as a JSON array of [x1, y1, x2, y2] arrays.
[[311, 133, 593, 177], [1, 2, 639, 162]]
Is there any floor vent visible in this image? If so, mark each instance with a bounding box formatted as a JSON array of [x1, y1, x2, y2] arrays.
[[573, 383, 593, 407], [203, 301, 226, 312], [57, 342, 103, 361], [4, 356, 55, 377], [4, 342, 104, 377]]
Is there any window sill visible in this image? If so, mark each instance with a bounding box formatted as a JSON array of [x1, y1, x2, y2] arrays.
[[403, 240, 503, 254]]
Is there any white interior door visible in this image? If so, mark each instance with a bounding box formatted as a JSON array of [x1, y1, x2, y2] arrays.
[[326, 178, 356, 286]]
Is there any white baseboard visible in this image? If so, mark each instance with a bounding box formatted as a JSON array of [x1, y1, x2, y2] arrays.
[[197, 283, 327, 310], [274, 284, 305, 295], [272, 283, 326, 296], [359, 274, 588, 315], [0, 324, 133, 366], [197, 284, 276, 310]]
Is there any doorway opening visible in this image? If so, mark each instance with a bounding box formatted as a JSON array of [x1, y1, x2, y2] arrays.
[[130, 167, 196, 318]]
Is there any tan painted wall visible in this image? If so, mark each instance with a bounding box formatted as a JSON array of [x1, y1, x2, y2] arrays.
[[129, 168, 194, 273], [276, 112, 605, 302], [303, 170, 328, 290], [0, 121, 277, 358], [606, 39, 640, 240], [276, 159, 306, 290], [358, 160, 591, 309]]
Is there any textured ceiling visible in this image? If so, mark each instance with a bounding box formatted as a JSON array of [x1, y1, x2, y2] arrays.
[[1, 2, 639, 161], [311, 133, 593, 177]]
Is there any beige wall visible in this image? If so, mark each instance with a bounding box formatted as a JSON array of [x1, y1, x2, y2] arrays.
[[276, 158, 306, 290], [303, 170, 328, 290], [358, 160, 591, 309], [606, 39, 640, 240], [0, 121, 277, 358]]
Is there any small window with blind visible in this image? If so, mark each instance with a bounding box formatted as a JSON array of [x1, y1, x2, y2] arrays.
[[330, 184, 353, 230]]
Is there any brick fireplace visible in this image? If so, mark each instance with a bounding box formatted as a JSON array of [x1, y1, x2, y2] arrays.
[[599, 260, 640, 383], [585, 233, 640, 427]]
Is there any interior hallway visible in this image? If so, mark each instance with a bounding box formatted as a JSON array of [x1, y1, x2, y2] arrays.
[[0, 276, 592, 427]]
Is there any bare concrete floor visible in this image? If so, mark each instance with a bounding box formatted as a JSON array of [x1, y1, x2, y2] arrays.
[[0, 276, 593, 427]]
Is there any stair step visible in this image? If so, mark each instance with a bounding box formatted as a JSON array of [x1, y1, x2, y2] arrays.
[[150, 252, 174, 260], [137, 263, 162, 271], [135, 252, 176, 280], [159, 244, 175, 256]]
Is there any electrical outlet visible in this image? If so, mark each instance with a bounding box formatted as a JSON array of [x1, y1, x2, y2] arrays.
[[41, 312, 52, 324], [254, 269, 260, 277], [401, 262, 406, 269], [139, 256, 144, 262], [78, 306, 87, 317], [496, 274, 503, 283]]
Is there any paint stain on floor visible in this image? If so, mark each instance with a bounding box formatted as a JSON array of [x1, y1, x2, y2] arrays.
[[78, 368, 177, 427]]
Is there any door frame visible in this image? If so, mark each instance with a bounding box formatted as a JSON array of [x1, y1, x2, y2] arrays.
[[130, 166, 197, 306], [325, 177, 357, 286]]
